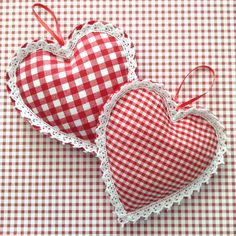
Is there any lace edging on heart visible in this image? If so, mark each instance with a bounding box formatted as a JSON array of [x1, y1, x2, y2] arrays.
[[95, 79, 227, 225], [6, 21, 137, 153]]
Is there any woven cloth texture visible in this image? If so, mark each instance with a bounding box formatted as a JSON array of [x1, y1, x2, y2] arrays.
[[0, 1, 235, 235], [106, 88, 218, 212], [15, 30, 127, 142]]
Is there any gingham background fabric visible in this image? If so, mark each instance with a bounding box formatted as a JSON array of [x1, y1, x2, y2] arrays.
[[0, 1, 235, 235], [106, 88, 218, 212], [13, 28, 128, 142]]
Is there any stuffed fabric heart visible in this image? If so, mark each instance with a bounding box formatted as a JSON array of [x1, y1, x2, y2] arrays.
[[6, 4, 137, 152], [96, 79, 227, 224]]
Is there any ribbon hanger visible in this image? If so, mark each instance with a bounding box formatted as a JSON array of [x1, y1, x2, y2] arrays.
[[173, 65, 216, 110], [32, 3, 65, 46]]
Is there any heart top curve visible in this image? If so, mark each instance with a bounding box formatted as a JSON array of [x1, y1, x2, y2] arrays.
[[7, 21, 137, 153], [95, 80, 227, 224]]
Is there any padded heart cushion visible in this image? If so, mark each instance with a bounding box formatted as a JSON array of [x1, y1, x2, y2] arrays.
[[96, 80, 226, 224], [7, 21, 137, 152]]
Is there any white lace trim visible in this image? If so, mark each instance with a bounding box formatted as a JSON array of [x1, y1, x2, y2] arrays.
[[95, 79, 227, 225], [7, 21, 137, 153]]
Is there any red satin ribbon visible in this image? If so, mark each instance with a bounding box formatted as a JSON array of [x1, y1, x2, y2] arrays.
[[32, 3, 65, 46], [174, 65, 216, 110]]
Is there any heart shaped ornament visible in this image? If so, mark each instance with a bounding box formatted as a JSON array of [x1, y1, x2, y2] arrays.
[[96, 79, 227, 224], [6, 4, 137, 152]]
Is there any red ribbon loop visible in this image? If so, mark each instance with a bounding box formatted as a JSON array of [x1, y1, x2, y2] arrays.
[[32, 3, 65, 46], [174, 65, 216, 110]]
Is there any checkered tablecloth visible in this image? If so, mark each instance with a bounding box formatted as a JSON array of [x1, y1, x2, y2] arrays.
[[0, 1, 235, 235]]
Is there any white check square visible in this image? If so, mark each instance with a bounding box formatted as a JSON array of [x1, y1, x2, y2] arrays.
[[37, 91, 44, 99], [65, 95, 74, 103], [82, 102, 91, 111], [69, 107, 77, 115], [88, 73, 96, 81], [33, 79, 40, 87], [80, 50, 88, 58], [79, 90, 87, 98], [49, 87, 57, 95], [84, 61, 92, 69], [53, 99, 61, 107], [62, 83, 70, 91], [58, 71, 66, 79], [101, 68, 108, 76], [31, 68, 38, 75]]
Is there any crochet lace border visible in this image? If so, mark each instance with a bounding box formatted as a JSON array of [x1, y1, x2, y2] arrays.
[[95, 79, 227, 225], [7, 21, 137, 153]]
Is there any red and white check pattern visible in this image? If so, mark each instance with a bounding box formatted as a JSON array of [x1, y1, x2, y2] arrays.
[[16, 29, 128, 142], [106, 88, 218, 212], [1, 1, 235, 235]]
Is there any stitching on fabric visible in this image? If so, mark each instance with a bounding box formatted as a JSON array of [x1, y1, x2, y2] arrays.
[[95, 79, 227, 225], [7, 21, 137, 153]]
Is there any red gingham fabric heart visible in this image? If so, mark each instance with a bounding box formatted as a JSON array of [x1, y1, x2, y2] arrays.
[[96, 80, 226, 224], [7, 21, 137, 152]]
